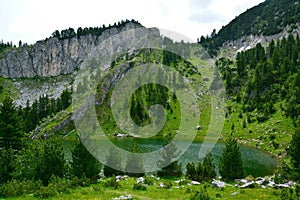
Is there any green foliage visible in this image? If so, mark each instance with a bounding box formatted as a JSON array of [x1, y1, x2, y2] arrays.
[[274, 160, 293, 183], [288, 127, 300, 179], [202, 152, 216, 181], [0, 179, 42, 198], [71, 138, 101, 181], [0, 97, 24, 150], [103, 176, 119, 189], [280, 187, 300, 200], [217, 34, 300, 126], [133, 183, 147, 190], [124, 138, 145, 177], [103, 147, 123, 177], [0, 148, 15, 184], [219, 136, 244, 180], [0, 40, 13, 54], [21, 89, 72, 132], [190, 187, 211, 200], [14, 139, 66, 186], [186, 153, 216, 182], [157, 136, 182, 177], [161, 180, 173, 189], [51, 19, 141, 40]]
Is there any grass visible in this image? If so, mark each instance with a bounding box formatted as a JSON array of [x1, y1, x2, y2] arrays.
[[0, 77, 19, 102], [221, 100, 294, 156], [4, 177, 282, 200]]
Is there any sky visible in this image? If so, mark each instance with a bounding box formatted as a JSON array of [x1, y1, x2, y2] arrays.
[[0, 0, 264, 45]]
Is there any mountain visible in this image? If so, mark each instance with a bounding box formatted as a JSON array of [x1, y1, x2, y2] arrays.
[[0, 20, 142, 78], [200, 0, 300, 54]]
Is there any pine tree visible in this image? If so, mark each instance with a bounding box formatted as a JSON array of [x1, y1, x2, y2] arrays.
[[0, 97, 24, 151], [124, 138, 144, 177], [0, 148, 14, 184], [288, 128, 300, 179], [157, 135, 182, 177], [103, 147, 123, 177], [186, 162, 197, 180], [39, 139, 66, 185], [71, 138, 101, 181], [202, 152, 216, 181], [219, 135, 244, 180], [13, 139, 66, 185]]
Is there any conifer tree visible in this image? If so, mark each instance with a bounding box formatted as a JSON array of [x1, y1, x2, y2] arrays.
[[124, 138, 144, 177], [71, 138, 101, 181], [103, 147, 123, 177], [288, 128, 300, 179], [219, 135, 244, 180], [0, 97, 24, 151], [157, 135, 182, 177]]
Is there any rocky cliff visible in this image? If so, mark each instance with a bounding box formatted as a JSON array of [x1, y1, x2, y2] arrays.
[[0, 22, 142, 78]]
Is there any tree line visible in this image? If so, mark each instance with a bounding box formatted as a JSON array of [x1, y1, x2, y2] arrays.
[[51, 19, 141, 40]]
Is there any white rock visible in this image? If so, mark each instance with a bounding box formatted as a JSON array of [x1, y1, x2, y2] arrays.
[[137, 177, 144, 184], [231, 192, 238, 196], [240, 181, 255, 188], [191, 181, 201, 185], [212, 179, 225, 188]]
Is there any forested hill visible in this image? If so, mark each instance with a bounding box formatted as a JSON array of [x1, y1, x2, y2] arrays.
[[199, 0, 300, 55]]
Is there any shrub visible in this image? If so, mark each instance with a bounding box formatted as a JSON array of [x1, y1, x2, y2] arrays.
[[0, 179, 42, 197], [133, 183, 147, 191], [162, 180, 173, 189], [34, 185, 58, 198], [103, 176, 119, 189], [190, 187, 211, 200], [144, 177, 154, 185]]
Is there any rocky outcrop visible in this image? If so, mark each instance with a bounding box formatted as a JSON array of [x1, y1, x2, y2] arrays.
[[221, 24, 300, 57], [0, 22, 141, 78]]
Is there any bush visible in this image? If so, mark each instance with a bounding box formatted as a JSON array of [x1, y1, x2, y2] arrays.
[[190, 187, 211, 200], [133, 183, 147, 191], [0, 179, 42, 197], [34, 185, 58, 198], [103, 176, 119, 189], [162, 180, 173, 189], [144, 177, 154, 185]]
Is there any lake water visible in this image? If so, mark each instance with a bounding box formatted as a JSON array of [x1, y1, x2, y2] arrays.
[[109, 137, 279, 177]]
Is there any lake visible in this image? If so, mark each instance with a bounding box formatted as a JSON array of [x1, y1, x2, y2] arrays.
[[108, 137, 279, 177]]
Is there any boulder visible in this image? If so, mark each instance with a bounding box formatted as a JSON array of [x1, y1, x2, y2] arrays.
[[113, 194, 133, 200], [212, 180, 225, 188], [137, 177, 144, 184], [191, 181, 201, 185], [240, 181, 255, 188]]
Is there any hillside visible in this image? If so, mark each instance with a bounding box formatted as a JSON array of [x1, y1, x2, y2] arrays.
[[200, 0, 300, 55]]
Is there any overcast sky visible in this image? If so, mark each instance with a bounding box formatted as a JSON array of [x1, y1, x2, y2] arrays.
[[0, 0, 264, 45]]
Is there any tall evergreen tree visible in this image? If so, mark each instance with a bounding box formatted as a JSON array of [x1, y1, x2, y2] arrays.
[[124, 138, 144, 177], [0, 148, 15, 184], [288, 128, 300, 179], [71, 138, 101, 181], [157, 135, 182, 177], [103, 147, 123, 177], [13, 139, 66, 185], [202, 152, 216, 181], [219, 135, 244, 180], [0, 97, 24, 150]]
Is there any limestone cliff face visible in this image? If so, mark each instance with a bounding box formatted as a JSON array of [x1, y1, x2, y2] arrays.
[[0, 22, 141, 78]]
